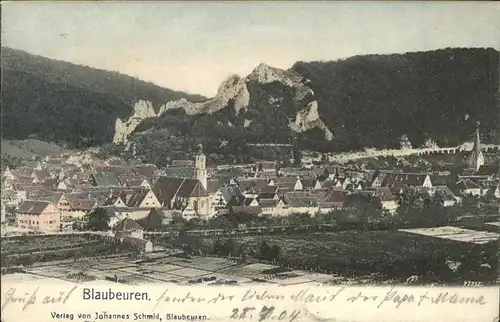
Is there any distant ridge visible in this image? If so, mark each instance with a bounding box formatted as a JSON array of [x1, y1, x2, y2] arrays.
[[1, 47, 205, 148]]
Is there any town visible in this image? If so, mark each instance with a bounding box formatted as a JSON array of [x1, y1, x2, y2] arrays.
[[1, 122, 499, 287]]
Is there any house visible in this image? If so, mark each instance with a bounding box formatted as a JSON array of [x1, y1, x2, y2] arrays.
[[325, 190, 348, 210], [123, 178, 145, 189], [319, 180, 336, 190], [259, 198, 287, 217], [311, 167, 330, 180], [111, 218, 153, 253], [432, 186, 462, 207], [373, 187, 398, 214], [165, 167, 195, 179], [113, 218, 145, 239], [301, 177, 322, 190], [276, 176, 303, 191], [133, 164, 158, 180], [258, 185, 280, 200], [121, 237, 153, 253], [1, 177, 14, 190], [57, 193, 96, 219], [243, 198, 260, 207], [100, 207, 121, 228], [1, 189, 27, 207], [31, 170, 51, 184], [382, 173, 432, 189], [256, 161, 277, 173], [334, 177, 351, 190], [171, 160, 195, 167], [456, 179, 483, 196], [90, 171, 121, 187], [66, 199, 96, 219], [369, 170, 402, 188], [317, 202, 338, 214], [12, 166, 34, 179], [230, 206, 262, 217], [287, 197, 319, 216], [278, 167, 300, 176], [119, 188, 162, 209], [475, 164, 499, 181], [2, 166, 16, 181], [219, 186, 245, 205], [16, 200, 61, 232], [236, 179, 268, 198]]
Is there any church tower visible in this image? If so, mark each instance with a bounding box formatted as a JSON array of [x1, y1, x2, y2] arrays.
[[469, 121, 485, 172], [195, 143, 207, 190]]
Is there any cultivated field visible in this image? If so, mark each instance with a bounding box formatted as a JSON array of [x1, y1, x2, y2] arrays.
[[193, 229, 499, 284], [1, 234, 102, 255]]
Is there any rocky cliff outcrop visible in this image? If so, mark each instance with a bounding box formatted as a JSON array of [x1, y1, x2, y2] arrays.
[[113, 100, 157, 144], [114, 63, 334, 144], [157, 74, 250, 116]]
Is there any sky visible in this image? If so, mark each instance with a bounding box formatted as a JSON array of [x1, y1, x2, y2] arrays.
[[2, 2, 500, 97]]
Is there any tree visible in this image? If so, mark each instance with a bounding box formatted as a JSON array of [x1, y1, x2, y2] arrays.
[[286, 213, 313, 227], [341, 193, 384, 227], [136, 209, 164, 231], [259, 240, 272, 260], [269, 245, 281, 263], [85, 208, 110, 231], [208, 215, 233, 229]]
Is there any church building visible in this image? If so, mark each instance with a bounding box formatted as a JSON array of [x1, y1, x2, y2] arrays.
[[152, 144, 211, 217]]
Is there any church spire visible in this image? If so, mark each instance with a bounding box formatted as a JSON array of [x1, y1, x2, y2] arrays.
[[469, 121, 484, 172], [473, 121, 481, 156]]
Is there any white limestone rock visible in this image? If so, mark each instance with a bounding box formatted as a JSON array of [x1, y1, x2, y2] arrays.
[[156, 74, 250, 116], [288, 101, 333, 140], [113, 100, 158, 144], [247, 64, 332, 140]]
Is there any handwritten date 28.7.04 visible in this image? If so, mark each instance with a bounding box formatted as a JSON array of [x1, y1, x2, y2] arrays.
[[230, 306, 301, 322]]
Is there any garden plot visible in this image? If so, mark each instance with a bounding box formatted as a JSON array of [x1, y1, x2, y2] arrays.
[[91, 259, 137, 270], [168, 267, 212, 278], [167, 256, 239, 271], [119, 274, 159, 285], [222, 263, 281, 279], [139, 262, 185, 273], [116, 266, 182, 282], [28, 266, 82, 279], [260, 273, 313, 286], [181, 272, 253, 285], [91, 269, 132, 280], [400, 226, 500, 245]]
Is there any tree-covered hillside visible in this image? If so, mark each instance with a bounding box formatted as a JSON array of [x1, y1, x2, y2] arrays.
[[1, 47, 205, 148], [293, 47, 499, 150]]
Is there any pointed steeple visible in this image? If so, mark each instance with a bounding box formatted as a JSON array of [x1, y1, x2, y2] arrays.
[[469, 121, 484, 172], [473, 121, 481, 157]]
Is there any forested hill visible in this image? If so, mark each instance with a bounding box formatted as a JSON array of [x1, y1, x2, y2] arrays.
[[292, 47, 499, 150], [1, 47, 205, 147]]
